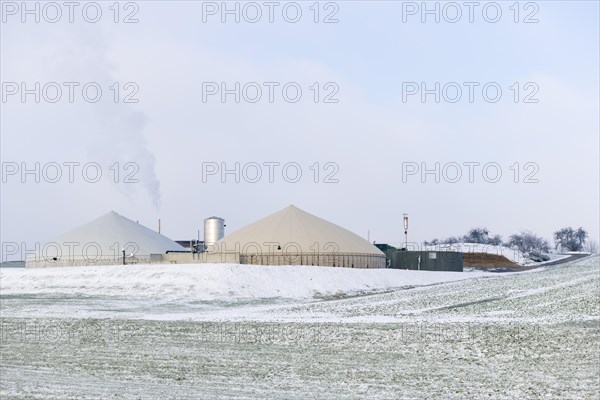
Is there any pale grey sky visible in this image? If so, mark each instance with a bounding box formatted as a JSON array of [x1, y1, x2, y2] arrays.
[[1, 1, 599, 260]]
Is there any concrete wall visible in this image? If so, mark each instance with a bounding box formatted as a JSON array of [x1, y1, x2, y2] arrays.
[[26, 251, 383, 269], [26, 257, 145, 268], [160, 252, 240, 264], [0, 261, 26, 268], [25, 252, 240, 268]]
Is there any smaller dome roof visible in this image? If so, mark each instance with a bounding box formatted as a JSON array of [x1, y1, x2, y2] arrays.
[[34, 211, 184, 260]]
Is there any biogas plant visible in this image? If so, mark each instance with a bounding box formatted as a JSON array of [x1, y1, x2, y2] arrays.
[[25, 205, 463, 271]]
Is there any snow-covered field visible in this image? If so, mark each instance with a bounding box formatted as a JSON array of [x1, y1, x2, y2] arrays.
[[0, 263, 492, 320], [1, 256, 598, 399]]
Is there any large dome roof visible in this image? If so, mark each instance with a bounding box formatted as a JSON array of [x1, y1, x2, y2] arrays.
[[33, 211, 184, 262], [215, 205, 384, 256]]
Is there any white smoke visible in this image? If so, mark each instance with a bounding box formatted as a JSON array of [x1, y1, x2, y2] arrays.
[[49, 26, 162, 209]]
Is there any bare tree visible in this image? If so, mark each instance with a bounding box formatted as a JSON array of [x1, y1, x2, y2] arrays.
[[508, 231, 550, 255], [554, 227, 588, 251], [488, 234, 503, 246], [444, 236, 461, 244], [463, 228, 490, 244], [584, 239, 599, 254]]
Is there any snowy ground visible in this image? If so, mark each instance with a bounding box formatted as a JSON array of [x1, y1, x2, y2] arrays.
[[424, 242, 573, 266], [0, 263, 492, 320], [1, 256, 598, 399]]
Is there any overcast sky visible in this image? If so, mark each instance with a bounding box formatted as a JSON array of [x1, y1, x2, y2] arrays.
[[1, 1, 599, 260]]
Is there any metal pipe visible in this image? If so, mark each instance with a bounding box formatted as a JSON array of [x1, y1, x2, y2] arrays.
[[403, 214, 409, 249]]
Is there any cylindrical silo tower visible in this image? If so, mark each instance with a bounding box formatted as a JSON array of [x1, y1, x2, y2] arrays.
[[204, 217, 225, 248]]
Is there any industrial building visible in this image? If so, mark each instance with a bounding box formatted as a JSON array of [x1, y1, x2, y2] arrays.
[[211, 205, 386, 268], [26, 206, 386, 269], [26, 211, 185, 268], [375, 244, 464, 272]]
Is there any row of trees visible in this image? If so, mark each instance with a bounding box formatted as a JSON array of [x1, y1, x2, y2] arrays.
[[425, 228, 502, 246], [425, 227, 596, 254]]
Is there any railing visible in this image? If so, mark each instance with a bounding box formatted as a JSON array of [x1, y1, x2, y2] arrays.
[[26, 252, 387, 269], [427, 243, 525, 264], [239, 252, 386, 269]]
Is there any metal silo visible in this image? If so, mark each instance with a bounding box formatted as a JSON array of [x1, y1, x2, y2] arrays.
[[204, 217, 225, 246]]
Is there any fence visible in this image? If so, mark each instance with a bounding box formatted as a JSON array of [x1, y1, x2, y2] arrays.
[[239, 252, 386, 269]]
